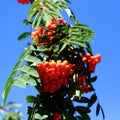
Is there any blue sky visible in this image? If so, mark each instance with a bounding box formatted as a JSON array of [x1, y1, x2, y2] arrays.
[[0, 0, 120, 120]]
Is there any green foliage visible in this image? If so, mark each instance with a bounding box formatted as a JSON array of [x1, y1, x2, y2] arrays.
[[0, 102, 22, 120], [2, 51, 28, 104], [28, 0, 75, 27], [18, 32, 31, 41], [26, 95, 36, 103], [34, 113, 48, 120], [2, 0, 105, 120]]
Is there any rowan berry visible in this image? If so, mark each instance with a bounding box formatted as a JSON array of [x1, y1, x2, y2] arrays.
[[82, 53, 101, 72], [17, 0, 30, 4], [36, 60, 73, 93], [53, 112, 62, 120]]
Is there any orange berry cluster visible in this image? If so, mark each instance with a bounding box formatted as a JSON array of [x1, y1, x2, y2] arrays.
[[31, 18, 67, 46], [31, 27, 55, 46], [53, 112, 62, 120], [17, 0, 30, 4], [78, 75, 89, 94], [82, 53, 101, 72], [46, 17, 67, 29], [36, 60, 73, 93]]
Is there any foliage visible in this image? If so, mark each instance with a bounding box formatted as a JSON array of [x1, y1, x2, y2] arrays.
[[2, 0, 105, 120], [0, 102, 22, 120]]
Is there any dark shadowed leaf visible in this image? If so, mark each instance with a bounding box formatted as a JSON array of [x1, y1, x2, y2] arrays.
[[101, 106, 105, 120], [87, 93, 97, 108], [96, 103, 100, 116], [75, 106, 91, 116], [90, 76, 97, 82], [82, 114, 90, 120]]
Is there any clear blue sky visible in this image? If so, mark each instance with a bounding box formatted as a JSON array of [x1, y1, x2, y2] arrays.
[[0, 0, 120, 120]]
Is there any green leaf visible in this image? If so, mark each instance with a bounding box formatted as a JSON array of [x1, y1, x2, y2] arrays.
[[23, 19, 32, 25], [18, 32, 31, 41], [7, 102, 22, 108], [26, 95, 35, 103], [30, 45, 49, 52], [14, 74, 37, 86], [2, 84, 13, 105], [2, 51, 28, 104], [67, 40, 86, 47], [59, 43, 67, 53], [24, 55, 41, 64], [28, 0, 74, 27], [13, 80, 26, 88], [64, 8, 75, 21], [87, 93, 97, 108], [34, 113, 48, 120], [96, 103, 100, 116], [20, 65, 39, 78]]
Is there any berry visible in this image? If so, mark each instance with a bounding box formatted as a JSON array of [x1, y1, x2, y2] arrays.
[[36, 60, 73, 93], [82, 53, 101, 72], [17, 0, 30, 4]]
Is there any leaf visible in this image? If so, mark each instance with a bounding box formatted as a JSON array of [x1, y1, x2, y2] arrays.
[[34, 113, 48, 120], [2, 84, 13, 105], [79, 97, 90, 103], [26, 95, 35, 103], [64, 8, 75, 21], [59, 43, 67, 53], [90, 76, 97, 82], [82, 114, 90, 120], [87, 93, 97, 108], [7, 102, 22, 108], [14, 74, 37, 86], [2, 51, 27, 104], [30, 45, 49, 52], [75, 106, 91, 116], [13, 80, 26, 88], [28, 0, 74, 27], [27, 106, 33, 115], [86, 42, 93, 54], [32, 12, 42, 27], [96, 103, 100, 116], [23, 19, 32, 25], [100, 106, 105, 120], [18, 32, 31, 41], [67, 40, 86, 47], [20, 65, 39, 78], [24, 55, 41, 64]]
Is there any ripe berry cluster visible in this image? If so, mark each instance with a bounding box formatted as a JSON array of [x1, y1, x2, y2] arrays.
[[36, 60, 73, 93], [78, 75, 89, 94], [53, 112, 62, 120], [31, 27, 55, 46], [17, 0, 30, 4], [82, 53, 101, 72], [46, 18, 67, 29], [31, 18, 67, 46]]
